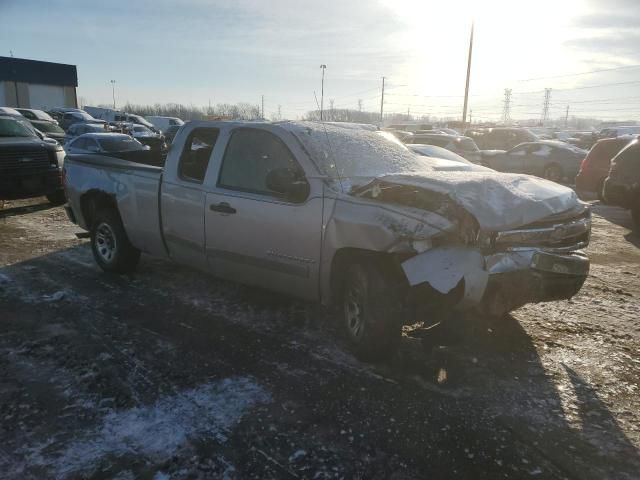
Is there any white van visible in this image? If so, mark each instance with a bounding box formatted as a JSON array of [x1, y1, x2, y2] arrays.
[[145, 116, 184, 133]]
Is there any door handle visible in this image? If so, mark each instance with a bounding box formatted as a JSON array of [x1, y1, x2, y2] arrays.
[[209, 202, 236, 214]]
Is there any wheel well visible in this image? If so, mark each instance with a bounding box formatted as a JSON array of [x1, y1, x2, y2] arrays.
[[329, 248, 407, 304], [80, 190, 118, 228]]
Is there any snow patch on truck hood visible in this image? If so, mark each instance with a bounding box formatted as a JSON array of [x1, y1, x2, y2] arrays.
[[367, 171, 581, 231]]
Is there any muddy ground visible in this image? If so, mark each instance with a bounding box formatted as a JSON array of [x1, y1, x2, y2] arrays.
[[0, 198, 638, 479]]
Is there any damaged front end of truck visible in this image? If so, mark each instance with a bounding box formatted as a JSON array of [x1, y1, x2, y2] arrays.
[[336, 173, 591, 320]]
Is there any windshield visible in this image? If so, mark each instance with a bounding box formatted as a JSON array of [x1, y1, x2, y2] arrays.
[[290, 122, 432, 181], [458, 137, 479, 152], [0, 117, 36, 137], [128, 115, 154, 128], [98, 136, 146, 152], [34, 122, 64, 134]]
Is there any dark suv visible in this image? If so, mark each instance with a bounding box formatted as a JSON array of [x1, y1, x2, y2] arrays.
[[603, 138, 640, 229], [0, 115, 66, 204]]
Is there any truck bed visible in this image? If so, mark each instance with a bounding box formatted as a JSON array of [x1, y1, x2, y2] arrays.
[[64, 153, 167, 258]]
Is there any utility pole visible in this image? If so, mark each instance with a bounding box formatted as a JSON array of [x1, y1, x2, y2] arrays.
[[278, 104, 281, 120], [502, 88, 512, 125], [261, 95, 264, 119], [320, 64, 326, 121], [380, 76, 386, 123], [407, 106, 410, 121], [462, 21, 474, 126], [358, 99, 362, 112], [564, 104, 570, 128], [110, 80, 116, 109], [541, 88, 552, 126]]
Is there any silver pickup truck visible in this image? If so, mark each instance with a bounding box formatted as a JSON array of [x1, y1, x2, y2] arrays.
[[63, 121, 591, 360]]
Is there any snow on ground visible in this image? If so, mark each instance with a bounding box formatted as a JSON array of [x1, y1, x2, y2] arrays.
[[30, 377, 270, 478]]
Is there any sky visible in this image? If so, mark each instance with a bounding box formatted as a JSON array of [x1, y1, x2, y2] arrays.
[[1, 0, 639, 122]]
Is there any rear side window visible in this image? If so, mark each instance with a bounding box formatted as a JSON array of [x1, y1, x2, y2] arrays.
[[612, 141, 640, 178], [458, 138, 478, 151], [178, 127, 219, 183], [218, 128, 301, 197]]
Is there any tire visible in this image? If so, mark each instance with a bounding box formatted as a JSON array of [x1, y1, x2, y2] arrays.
[[46, 190, 66, 206], [596, 178, 606, 203], [632, 203, 640, 232], [341, 262, 402, 361], [90, 209, 140, 273], [543, 164, 563, 183]]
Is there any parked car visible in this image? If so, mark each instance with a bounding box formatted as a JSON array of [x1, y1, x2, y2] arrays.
[[29, 119, 66, 144], [575, 137, 634, 199], [59, 110, 106, 131], [125, 124, 167, 152], [47, 107, 84, 123], [599, 126, 640, 139], [465, 127, 539, 150], [64, 123, 109, 144], [84, 107, 159, 132], [405, 133, 481, 163], [163, 124, 182, 144], [0, 115, 66, 204], [15, 108, 57, 123], [63, 121, 590, 361], [603, 138, 640, 229], [483, 141, 587, 183], [0, 107, 23, 117], [65, 133, 148, 155], [408, 144, 472, 164], [146, 115, 185, 133]]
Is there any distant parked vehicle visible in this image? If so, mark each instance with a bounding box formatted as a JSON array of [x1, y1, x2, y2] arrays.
[[0, 107, 23, 117], [163, 124, 182, 144], [0, 114, 66, 204], [408, 144, 471, 163], [85, 107, 159, 132], [29, 120, 66, 143], [483, 141, 587, 183], [465, 127, 538, 150], [146, 115, 184, 133], [406, 133, 481, 163], [603, 138, 640, 229], [15, 108, 56, 123], [59, 110, 106, 131], [65, 133, 148, 155], [599, 126, 640, 139], [125, 124, 167, 152], [575, 137, 634, 200], [64, 123, 108, 144]]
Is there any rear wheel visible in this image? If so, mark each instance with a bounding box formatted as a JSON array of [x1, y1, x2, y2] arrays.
[[341, 262, 402, 361], [543, 164, 563, 183], [90, 209, 140, 273], [46, 190, 66, 206]]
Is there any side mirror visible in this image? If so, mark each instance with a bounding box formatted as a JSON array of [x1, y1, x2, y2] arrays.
[[266, 167, 310, 203]]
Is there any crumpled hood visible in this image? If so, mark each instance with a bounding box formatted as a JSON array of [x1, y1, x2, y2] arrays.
[[362, 171, 582, 231]]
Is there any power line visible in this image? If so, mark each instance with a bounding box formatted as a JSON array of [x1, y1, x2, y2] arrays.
[[514, 64, 640, 83]]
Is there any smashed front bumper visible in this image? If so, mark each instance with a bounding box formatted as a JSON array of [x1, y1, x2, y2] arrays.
[[401, 247, 589, 316], [482, 249, 589, 315]]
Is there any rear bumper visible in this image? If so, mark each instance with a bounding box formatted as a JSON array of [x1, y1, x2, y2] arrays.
[[0, 168, 63, 200]]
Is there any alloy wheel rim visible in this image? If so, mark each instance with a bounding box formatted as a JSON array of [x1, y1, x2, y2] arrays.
[[95, 223, 117, 263], [344, 287, 365, 340]]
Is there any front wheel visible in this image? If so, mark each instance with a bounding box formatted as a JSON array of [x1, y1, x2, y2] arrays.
[[341, 262, 402, 361], [90, 209, 140, 273], [46, 190, 66, 205], [632, 203, 640, 232]]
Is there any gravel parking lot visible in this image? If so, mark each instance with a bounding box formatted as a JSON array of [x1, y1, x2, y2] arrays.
[[0, 198, 638, 479]]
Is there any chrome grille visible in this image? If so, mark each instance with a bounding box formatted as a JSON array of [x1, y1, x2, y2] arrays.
[[493, 207, 591, 253], [0, 148, 51, 175]]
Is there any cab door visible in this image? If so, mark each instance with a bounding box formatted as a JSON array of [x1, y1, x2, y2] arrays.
[[203, 127, 323, 301], [160, 127, 220, 270]]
